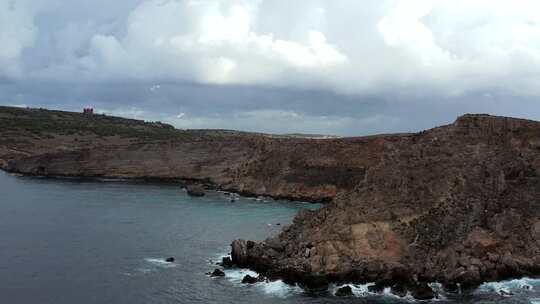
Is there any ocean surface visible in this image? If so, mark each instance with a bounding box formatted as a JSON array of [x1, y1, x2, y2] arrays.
[[0, 171, 539, 304]]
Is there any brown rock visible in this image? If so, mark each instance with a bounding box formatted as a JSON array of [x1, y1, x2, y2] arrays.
[[229, 114, 540, 299], [3, 108, 540, 300]]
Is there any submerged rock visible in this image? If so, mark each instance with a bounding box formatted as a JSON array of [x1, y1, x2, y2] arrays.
[[335, 286, 353, 297]]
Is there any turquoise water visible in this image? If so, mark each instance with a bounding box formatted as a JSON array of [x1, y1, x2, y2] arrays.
[[0, 171, 538, 303]]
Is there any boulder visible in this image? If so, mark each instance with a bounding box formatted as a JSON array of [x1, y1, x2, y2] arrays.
[[210, 269, 225, 277], [410, 283, 435, 300], [241, 275, 258, 284], [221, 256, 233, 268], [335, 285, 353, 297], [186, 185, 205, 197], [300, 274, 329, 292], [390, 283, 408, 298]]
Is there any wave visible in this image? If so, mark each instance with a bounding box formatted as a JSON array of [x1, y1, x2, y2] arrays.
[[476, 277, 538, 296], [138, 258, 178, 273], [331, 283, 416, 300], [221, 268, 302, 298]]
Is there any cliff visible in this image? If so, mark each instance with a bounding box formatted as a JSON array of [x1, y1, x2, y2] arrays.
[[231, 114, 540, 297], [0, 106, 392, 202], [4, 106, 540, 298]]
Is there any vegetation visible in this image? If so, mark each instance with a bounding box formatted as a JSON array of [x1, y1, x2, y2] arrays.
[[0, 106, 257, 140]]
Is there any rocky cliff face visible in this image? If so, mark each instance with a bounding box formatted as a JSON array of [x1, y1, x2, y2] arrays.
[[231, 114, 540, 296], [0, 106, 393, 202], [4, 107, 540, 297]]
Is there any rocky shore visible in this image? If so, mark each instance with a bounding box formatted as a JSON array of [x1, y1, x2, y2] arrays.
[[3, 106, 540, 299], [230, 114, 540, 298], [0, 106, 380, 203]]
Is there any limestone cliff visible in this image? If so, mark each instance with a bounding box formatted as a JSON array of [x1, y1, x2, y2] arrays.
[[3, 106, 540, 297], [0, 106, 388, 202], [231, 114, 540, 297]]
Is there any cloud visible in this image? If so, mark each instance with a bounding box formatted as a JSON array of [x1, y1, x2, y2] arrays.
[[0, 0, 38, 78], [82, 0, 347, 87], [8, 0, 540, 98], [2, 0, 540, 135]]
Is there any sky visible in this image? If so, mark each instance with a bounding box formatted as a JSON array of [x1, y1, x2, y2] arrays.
[[2, 0, 540, 136]]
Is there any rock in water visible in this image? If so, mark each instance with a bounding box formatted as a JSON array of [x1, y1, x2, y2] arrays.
[[410, 283, 435, 300], [335, 286, 353, 297], [231, 240, 248, 266], [300, 275, 329, 292], [241, 275, 258, 284], [390, 283, 408, 298], [165, 257, 175, 263], [186, 185, 205, 197], [210, 269, 225, 277], [230, 114, 540, 299], [221, 256, 233, 268]]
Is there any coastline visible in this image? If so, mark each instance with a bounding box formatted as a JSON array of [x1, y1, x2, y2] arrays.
[[3, 107, 540, 300], [0, 168, 329, 204]]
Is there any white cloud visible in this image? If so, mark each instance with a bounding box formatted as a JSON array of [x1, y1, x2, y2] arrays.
[[6, 0, 540, 99], [0, 0, 37, 78], [83, 0, 348, 86]]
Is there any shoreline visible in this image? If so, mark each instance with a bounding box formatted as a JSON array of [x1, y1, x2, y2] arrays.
[[0, 168, 327, 204], [216, 249, 540, 299]]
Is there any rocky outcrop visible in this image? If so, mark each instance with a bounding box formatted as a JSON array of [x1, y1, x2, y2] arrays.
[[232, 114, 540, 297], [210, 269, 225, 277], [241, 275, 259, 284], [221, 257, 233, 268], [4, 107, 540, 297]]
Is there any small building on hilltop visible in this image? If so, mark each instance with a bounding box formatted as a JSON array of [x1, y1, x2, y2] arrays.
[[83, 107, 94, 115]]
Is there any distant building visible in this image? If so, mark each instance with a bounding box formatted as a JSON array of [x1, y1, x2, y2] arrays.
[[83, 107, 94, 115]]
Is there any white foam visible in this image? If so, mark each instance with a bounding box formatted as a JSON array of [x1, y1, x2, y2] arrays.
[[332, 283, 380, 297], [223, 268, 302, 298], [332, 283, 436, 301], [258, 280, 303, 298], [476, 277, 539, 296], [224, 268, 259, 283], [349, 283, 375, 296], [210, 250, 231, 266], [144, 258, 177, 268]]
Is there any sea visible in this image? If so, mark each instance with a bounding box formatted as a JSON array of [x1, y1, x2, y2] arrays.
[[0, 170, 539, 304]]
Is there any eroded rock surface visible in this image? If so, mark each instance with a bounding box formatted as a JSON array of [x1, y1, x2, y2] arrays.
[[3, 107, 540, 297], [0, 106, 383, 203], [232, 114, 540, 296]]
